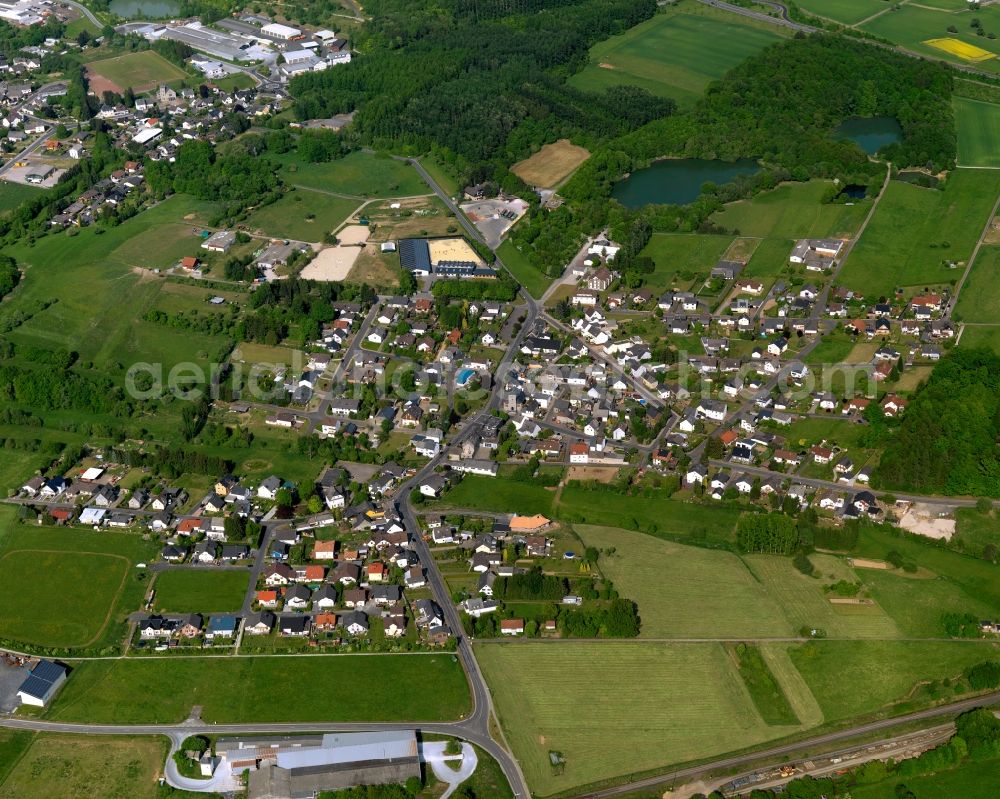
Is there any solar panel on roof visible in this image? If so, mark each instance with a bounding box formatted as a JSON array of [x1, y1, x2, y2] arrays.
[[18, 675, 52, 700], [30, 660, 65, 684]]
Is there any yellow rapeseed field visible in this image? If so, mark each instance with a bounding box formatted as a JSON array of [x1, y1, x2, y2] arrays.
[[924, 37, 996, 62]]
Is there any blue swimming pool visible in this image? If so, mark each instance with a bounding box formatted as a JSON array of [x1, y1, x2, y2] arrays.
[[456, 368, 475, 386]]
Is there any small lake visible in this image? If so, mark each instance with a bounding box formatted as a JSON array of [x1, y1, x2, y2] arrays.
[[834, 116, 902, 156], [109, 0, 181, 18], [611, 157, 761, 208]]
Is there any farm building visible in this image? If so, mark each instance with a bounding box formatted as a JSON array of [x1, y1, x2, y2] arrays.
[[219, 731, 420, 799], [16, 659, 68, 707]]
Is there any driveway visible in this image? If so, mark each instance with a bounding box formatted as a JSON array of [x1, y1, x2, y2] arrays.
[[422, 741, 478, 799]]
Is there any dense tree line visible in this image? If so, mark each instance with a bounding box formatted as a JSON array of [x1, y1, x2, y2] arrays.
[[0, 363, 133, 417], [108, 445, 233, 478], [431, 276, 519, 302], [0, 255, 20, 300], [874, 348, 1000, 496]]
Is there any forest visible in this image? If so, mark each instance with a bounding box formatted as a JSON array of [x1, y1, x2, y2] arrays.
[[874, 348, 1000, 497]]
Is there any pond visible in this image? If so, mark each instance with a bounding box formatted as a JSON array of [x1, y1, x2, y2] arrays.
[[834, 116, 902, 156], [611, 157, 761, 208], [108, 0, 181, 18]]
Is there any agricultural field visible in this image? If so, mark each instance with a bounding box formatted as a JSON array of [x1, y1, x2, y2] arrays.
[[796, 0, 887, 25], [957, 322, 1000, 355], [243, 187, 359, 242], [511, 139, 590, 189], [955, 97, 1000, 168], [786, 639, 1000, 722], [0, 734, 170, 799], [438, 473, 556, 516], [0, 524, 156, 650], [639, 232, 734, 290], [851, 756, 1000, 799], [275, 150, 430, 197], [4, 195, 235, 378], [84, 50, 188, 93], [557, 483, 742, 545], [745, 554, 901, 639], [576, 525, 792, 638], [497, 239, 553, 299], [838, 170, 1000, 297], [860, 6, 1000, 72], [955, 245, 1000, 323], [0, 181, 42, 215], [567, 4, 785, 108], [48, 654, 470, 723], [477, 641, 803, 796], [953, 506, 1000, 558], [863, 568, 998, 638], [710, 180, 870, 240], [152, 569, 249, 614]]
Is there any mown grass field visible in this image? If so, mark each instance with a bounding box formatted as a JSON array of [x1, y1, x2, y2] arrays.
[[710, 180, 870, 240], [477, 641, 801, 796], [796, 0, 887, 25], [860, 6, 1000, 73], [511, 139, 590, 189], [787, 640, 1000, 722], [497, 239, 552, 298], [48, 654, 470, 723], [0, 729, 33, 787], [955, 245, 1000, 323], [243, 187, 359, 242], [85, 50, 188, 91], [0, 550, 128, 648], [152, 569, 249, 614], [639, 232, 734, 289], [576, 525, 793, 638], [838, 170, 1000, 296], [954, 97, 1000, 168], [275, 150, 430, 197], [0, 734, 171, 799], [567, 5, 785, 108], [746, 554, 900, 638], [5, 195, 234, 376], [0, 523, 156, 651]]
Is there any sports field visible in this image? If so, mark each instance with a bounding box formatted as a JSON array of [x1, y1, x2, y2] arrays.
[[152, 569, 249, 614], [0, 526, 155, 650], [567, 6, 784, 108], [276, 150, 430, 197], [477, 641, 803, 796], [955, 245, 1000, 322], [576, 526, 793, 638], [954, 97, 1000, 168], [0, 734, 169, 799], [710, 180, 870, 240], [48, 654, 470, 723], [85, 50, 188, 92], [838, 170, 1000, 296], [243, 187, 359, 242], [511, 139, 590, 189]]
